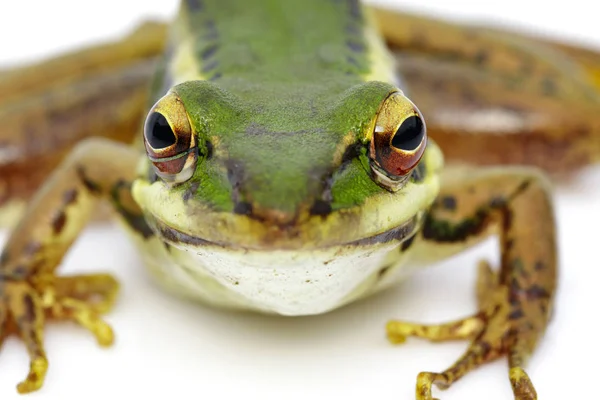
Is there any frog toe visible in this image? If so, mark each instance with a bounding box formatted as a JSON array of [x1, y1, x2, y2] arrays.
[[386, 315, 482, 344], [0, 272, 119, 393], [55, 273, 119, 314], [388, 279, 545, 400], [16, 358, 49, 394], [1, 281, 49, 394], [509, 367, 537, 400], [57, 297, 115, 346]]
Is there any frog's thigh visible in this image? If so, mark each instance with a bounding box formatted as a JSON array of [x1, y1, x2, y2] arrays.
[[0, 21, 166, 225], [389, 166, 556, 400]]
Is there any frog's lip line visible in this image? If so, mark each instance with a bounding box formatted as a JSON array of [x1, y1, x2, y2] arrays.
[[151, 211, 423, 251]]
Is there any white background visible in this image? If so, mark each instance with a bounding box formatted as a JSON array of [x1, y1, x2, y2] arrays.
[[1, 1, 599, 399]]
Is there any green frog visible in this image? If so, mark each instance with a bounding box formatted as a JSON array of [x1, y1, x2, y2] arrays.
[[0, 1, 599, 399]]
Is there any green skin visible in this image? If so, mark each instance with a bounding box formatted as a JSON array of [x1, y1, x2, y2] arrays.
[[141, 0, 428, 222]]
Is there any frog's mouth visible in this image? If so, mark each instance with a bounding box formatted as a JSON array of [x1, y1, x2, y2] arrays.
[[148, 211, 423, 251]]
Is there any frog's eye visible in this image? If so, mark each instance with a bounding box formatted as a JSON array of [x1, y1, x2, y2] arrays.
[[368, 91, 427, 191], [143, 92, 198, 184]]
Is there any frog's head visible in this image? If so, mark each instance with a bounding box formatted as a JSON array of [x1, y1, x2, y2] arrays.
[[132, 79, 442, 250]]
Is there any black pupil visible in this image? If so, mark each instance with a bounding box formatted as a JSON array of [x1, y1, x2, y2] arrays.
[[145, 112, 176, 149], [391, 115, 425, 151]]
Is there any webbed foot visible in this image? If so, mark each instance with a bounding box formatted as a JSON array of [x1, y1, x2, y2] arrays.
[[387, 261, 542, 400], [0, 273, 118, 393]]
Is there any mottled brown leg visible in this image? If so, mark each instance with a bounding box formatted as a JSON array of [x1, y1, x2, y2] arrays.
[[0, 22, 165, 226], [0, 138, 142, 393], [371, 5, 600, 175], [390, 167, 556, 400]]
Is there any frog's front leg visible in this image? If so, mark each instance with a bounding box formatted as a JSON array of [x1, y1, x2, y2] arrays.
[[0, 138, 143, 393], [388, 167, 556, 400]]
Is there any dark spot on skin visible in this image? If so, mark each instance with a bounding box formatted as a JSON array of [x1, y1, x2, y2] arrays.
[[510, 277, 522, 293], [234, 202, 253, 215], [310, 200, 332, 216], [400, 234, 416, 252], [534, 261, 545, 271], [201, 60, 219, 74], [204, 20, 219, 40], [110, 180, 155, 240], [200, 44, 218, 60], [52, 211, 67, 235], [234, 281, 239, 285], [474, 49, 489, 65], [185, 0, 203, 12], [524, 284, 551, 300], [515, 179, 532, 196], [346, 39, 365, 53], [183, 181, 200, 204], [422, 208, 489, 243], [76, 166, 102, 195], [226, 158, 246, 208], [23, 294, 36, 320], [347, 0, 362, 20], [506, 238, 514, 252], [203, 140, 214, 159], [508, 309, 525, 320], [122, 211, 154, 239], [63, 189, 78, 205], [305, 280, 312, 283], [346, 56, 361, 69], [378, 264, 392, 279], [323, 259, 334, 265], [340, 143, 362, 165], [441, 196, 457, 211]]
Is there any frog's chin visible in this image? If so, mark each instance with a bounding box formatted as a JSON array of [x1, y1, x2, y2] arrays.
[[148, 210, 424, 252]]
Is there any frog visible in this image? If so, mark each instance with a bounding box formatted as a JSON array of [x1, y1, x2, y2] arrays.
[[0, 0, 599, 399]]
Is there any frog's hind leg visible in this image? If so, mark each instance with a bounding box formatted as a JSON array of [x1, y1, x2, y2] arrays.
[[0, 22, 167, 226], [370, 6, 600, 176]]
